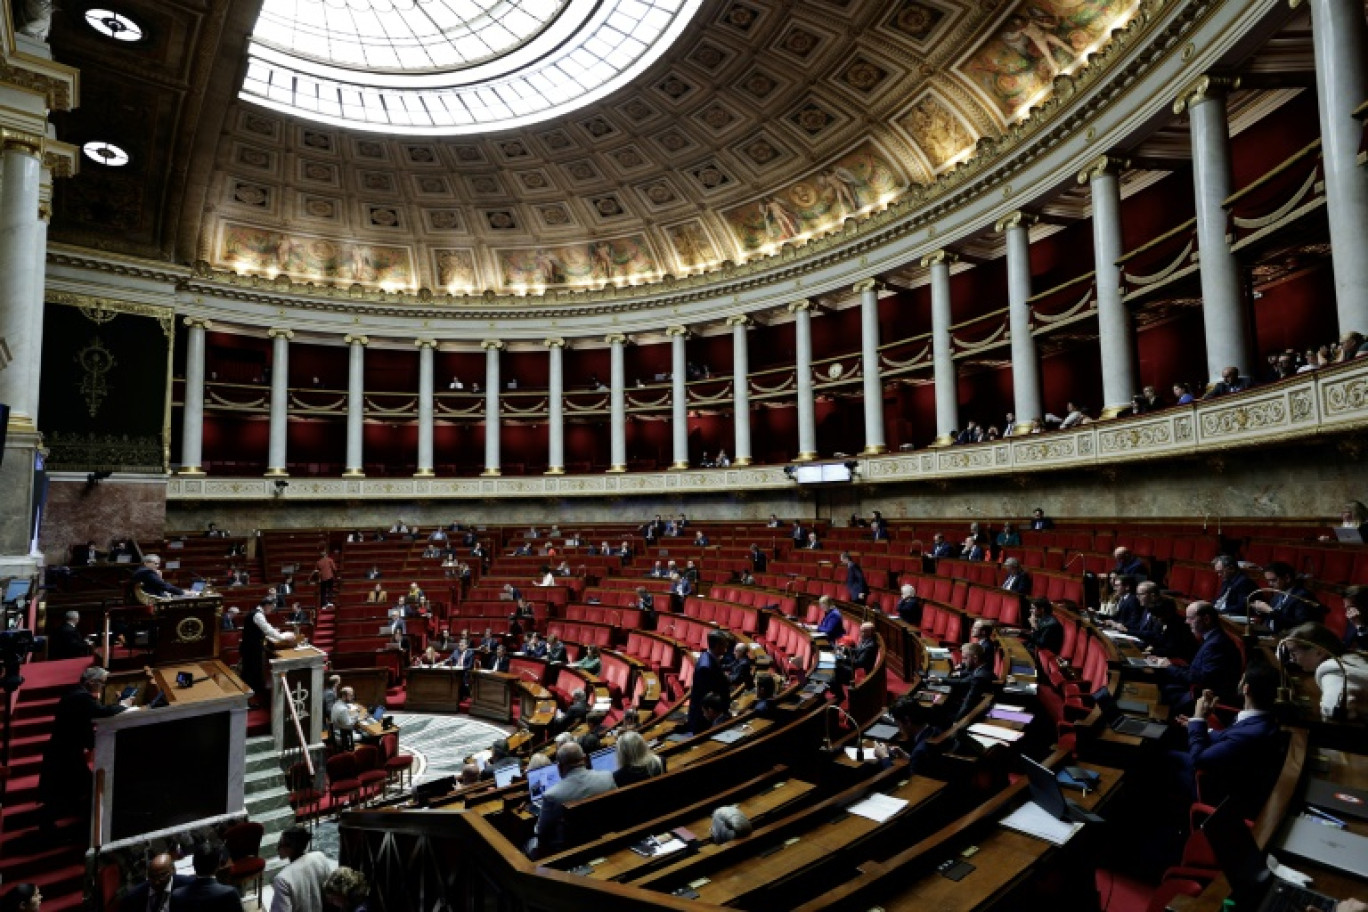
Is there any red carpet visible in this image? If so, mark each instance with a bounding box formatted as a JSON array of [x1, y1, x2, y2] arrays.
[[1097, 868, 1157, 912]]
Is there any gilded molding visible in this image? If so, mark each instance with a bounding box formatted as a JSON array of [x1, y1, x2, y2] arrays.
[[852, 279, 880, 294], [1076, 154, 1132, 184], [664, 325, 689, 337], [267, 327, 294, 340], [994, 211, 1039, 233], [920, 250, 958, 268], [344, 334, 369, 346], [1172, 74, 1240, 114], [414, 338, 437, 349], [0, 128, 43, 155], [787, 299, 814, 313], [605, 333, 629, 345], [41, 140, 78, 179], [45, 291, 175, 337], [544, 337, 566, 348], [481, 339, 505, 350], [184, 317, 213, 330], [725, 315, 753, 328]]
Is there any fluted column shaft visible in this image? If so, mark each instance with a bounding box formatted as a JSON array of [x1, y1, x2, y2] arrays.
[[1177, 79, 1251, 381], [25, 169, 50, 430], [179, 319, 210, 473], [856, 280, 886, 454], [999, 213, 1042, 431], [344, 335, 367, 476], [924, 251, 958, 445], [1308, 0, 1368, 331], [415, 339, 436, 476], [1080, 157, 1136, 416], [265, 328, 292, 476], [482, 341, 502, 475], [545, 339, 565, 474], [668, 327, 689, 468], [729, 316, 752, 465], [791, 301, 817, 460], [607, 334, 628, 471], [0, 141, 43, 431]]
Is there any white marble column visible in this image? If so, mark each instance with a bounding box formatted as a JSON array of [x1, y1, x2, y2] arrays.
[[923, 250, 959, 446], [179, 318, 211, 474], [482, 340, 503, 476], [1079, 155, 1136, 417], [24, 168, 50, 430], [607, 333, 628, 472], [728, 315, 753, 466], [997, 212, 1043, 433], [1307, 0, 1368, 331], [0, 136, 43, 432], [1175, 76, 1251, 382], [789, 300, 817, 461], [667, 326, 690, 469], [415, 339, 436, 477], [343, 334, 367, 477], [545, 338, 566, 475], [265, 328, 292, 476], [854, 279, 887, 455]]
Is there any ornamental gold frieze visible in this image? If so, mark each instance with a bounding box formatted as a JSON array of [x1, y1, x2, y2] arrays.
[[1320, 376, 1368, 423]]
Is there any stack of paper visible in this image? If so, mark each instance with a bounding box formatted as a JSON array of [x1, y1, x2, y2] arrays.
[[969, 722, 1025, 742], [846, 793, 908, 823], [1000, 802, 1083, 845]]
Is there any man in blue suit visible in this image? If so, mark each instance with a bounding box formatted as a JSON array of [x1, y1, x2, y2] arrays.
[[1170, 661, 1282, 819], [841, 552, 868, 605], [1211, 555, 1257, 615], [1149, 601, 1243, 716], [688, 630, 732, 733], [816, 596, 845, 643], [121, 853, 193, 912], [169, 843, 242, 912], [1001, 558, 1032, 595]]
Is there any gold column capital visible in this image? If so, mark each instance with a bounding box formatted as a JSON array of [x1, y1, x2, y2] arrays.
[[1173, 74, 1240, 115], [344, 333, 369, 346], [852, 278, 881, 294], [994, 210, 1039, 233], [184, 317, 213, 331], [664, 325, 690, 338], [481, 339, 505, 351], [267, 327, 294, 340], [0, 129, 44, 157], [787, 299, 814, 314], [920, 250, 958, 268], [1076, 154, 1131, 184], [544, 337, 566, 348], [725, 315, 753, 328], [414, 338, 437, 349], [605, 333, 629, 345]]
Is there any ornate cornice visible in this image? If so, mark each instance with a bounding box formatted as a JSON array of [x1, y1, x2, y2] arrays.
[[725, 315, 753, 328], [787, 299, 814, 314], [1173, 74, 1240, 114], [0, 55, 79, 111], [45, 290, 175, 336]]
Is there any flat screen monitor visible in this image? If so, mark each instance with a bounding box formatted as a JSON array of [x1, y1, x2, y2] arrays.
[[526, 764, 561, 807], [4, 579, 31, 603], [493, 762, 520, 789], [793, 463, 852, 484]]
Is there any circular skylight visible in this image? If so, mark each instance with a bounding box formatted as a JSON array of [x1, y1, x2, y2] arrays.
[[81, 141, 130, 167], [240, 0, 703, 134], [85, 9, 144, 41]]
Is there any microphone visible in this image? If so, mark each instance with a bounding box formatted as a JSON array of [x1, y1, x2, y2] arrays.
[[1062, 552, 1085, 572], [823, 703, 865, 761]]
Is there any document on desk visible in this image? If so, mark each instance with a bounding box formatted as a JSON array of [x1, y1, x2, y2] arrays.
[[969, 722, 1025, 742], [1101, 631, 1144, 645], [846, 793, 908, 823], [1000, 802, 1083, 846], [987, 708, 1034, 724]]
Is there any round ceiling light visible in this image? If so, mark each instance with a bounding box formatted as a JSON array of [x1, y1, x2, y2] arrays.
[[82, 141, 131, 167], [84, 9, 144, 41]]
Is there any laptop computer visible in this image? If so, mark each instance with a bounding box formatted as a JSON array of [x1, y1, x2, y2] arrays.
[[1279, 813, 1368, 879], [1305, 778, 1368, 823], [1021, 756, 1104, 825], [369, 705, 386, 723], [526, 764, 562, 813], [865, 722, 900, 741], [1092, 687, 1167, 739], [190, 580, 207, 593], [493, 762, 520, 789], [1333, 527, 1364, 544], [1203, 798, 1337, 912], [588, 746, 617, 772]]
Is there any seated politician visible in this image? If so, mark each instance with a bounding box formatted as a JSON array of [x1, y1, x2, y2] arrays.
[[132, 554, 185, 599], [1148, 601, 1243, 715]]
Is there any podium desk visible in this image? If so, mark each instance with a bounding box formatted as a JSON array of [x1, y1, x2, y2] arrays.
[[93, 659, 250, 850], [270, 645, 328, 754], [471, 670, 517, 722], [406, 667, 468, 713]]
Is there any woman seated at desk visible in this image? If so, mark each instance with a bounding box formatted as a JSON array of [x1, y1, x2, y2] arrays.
[[1279, 622, 1368, 722]]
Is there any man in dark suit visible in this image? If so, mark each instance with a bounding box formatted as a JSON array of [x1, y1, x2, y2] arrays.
[[929, 534, 956, 559], [1104, 575, 1145, 634], [831, 622, 880, 704], [132, 555, 185, 598], [688, 630, 732, 733], [533, 742, 617, 857], [949, 642, 997, 721], [1001, 558, 1032, 595], [1250, 561, 1324, 633], [669, 573, 693, 613], [1029, 508, 1054, 531], [1151, 601, 1243, 715], [169, 843, 241, 912], [121, 853, 192, 912], [727, 643, 753, 689], [841, 552, 868, 605], [1212, 555, 1257, 615], [40, 666, 135, 832], [749, 544, 768, 574], [49, 611, 91, 660], [1170, 661, 1282, 819], [1111, 547, 1147, 581], [1023, 598, 1064, 655], [896, 584, 923, 626], [488, 644, 511, 672]]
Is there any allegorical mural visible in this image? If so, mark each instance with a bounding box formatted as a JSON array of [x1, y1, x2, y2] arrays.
[[665, 220, 721, 270], [218, 223, 415, 286], [962, 0, 1132, 117], [496, 235, 659, 288], [432, 248, 480, 290], [899, 94, 980, 172], [722, 142, 906, 252]]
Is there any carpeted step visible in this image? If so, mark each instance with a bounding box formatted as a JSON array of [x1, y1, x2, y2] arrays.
[[7, 732, 55, 761], [10, 696, 60, 722]]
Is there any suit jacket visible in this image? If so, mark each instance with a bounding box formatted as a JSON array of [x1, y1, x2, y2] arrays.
[[728, 656, 753, 688], [687, 649, 731, 733], [270, 852, 336, 912], [817, 607, 845, 642], [169, 877, 241, 912], [122, 874, 195, 912], [751, 551, 768, 572], [132, 566, 184, 597], [931, 542, 955, 558], [1162, 628, 1242, 704], [489, 655, 511, 672], [49, 621, 91, 659], [1025, 616, 1064, 655], [535, 767, 616, 854], [1214, 574, 1257, 614], [1266, 585, 1324, 633], [844, 564, 868, 602], [896, 596, 923, 626], [1003, 571, 1032, 595], [848, 638, 879, 675], [1180, 711, 1281, 817], [1113, 594, 1146, 633], [952, 663, 997, 721]]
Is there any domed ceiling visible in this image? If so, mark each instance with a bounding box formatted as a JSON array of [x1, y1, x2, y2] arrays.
[[48, 0, 1142, 296]]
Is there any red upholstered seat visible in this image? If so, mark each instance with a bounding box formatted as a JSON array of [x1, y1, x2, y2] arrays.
[[381, 731, 415, 791], [326, 752, 363, 814], [354, 744, 388, 803], [222, 820, 267, 905]]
